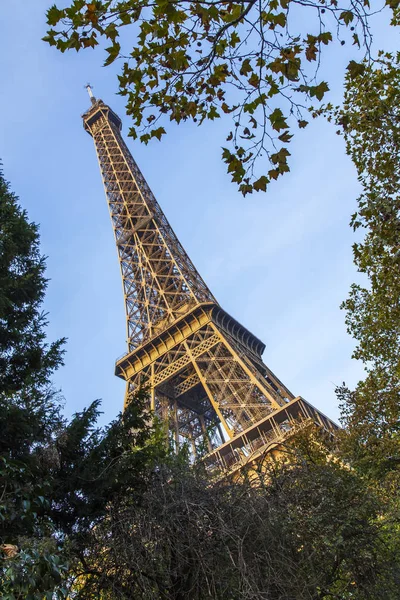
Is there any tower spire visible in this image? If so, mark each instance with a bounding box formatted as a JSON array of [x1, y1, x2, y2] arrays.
[[82, 95, 337, 477], [85, 83, 96, 105]]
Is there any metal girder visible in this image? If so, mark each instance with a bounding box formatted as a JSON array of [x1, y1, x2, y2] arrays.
[[175, 372, 200, 397]]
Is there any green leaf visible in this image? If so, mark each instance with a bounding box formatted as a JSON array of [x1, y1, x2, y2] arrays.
[[104, 43, 121, 66], [248, 73, 260, 87], [339, 10, 354, 25], [278, 131, 293, 143], [268, 168, 280, 180], [229, 32, 240, 48], [223, 4, 243, 23], [306, 44, 317, 62], [318, 32, 333, 45], [42, 34, 57, 47], [140, 133, 151, 144], [253, 175, 269, 192], [274, 12, 286, 27], [269, 108, 288, 131], [271, 147, 291, 165], [105, 23, 119, 42], [347, 60, 366, 79], [240, 59, 252, 76], [47, 5, 64, 26], [150, 127, 166, 141], [208, 105, 220, 120], [222, 147, 232, 161], [310, 81, 329, 101]]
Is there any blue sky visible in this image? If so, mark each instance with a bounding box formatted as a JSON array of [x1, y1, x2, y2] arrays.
[[0, 2, 397, 426]]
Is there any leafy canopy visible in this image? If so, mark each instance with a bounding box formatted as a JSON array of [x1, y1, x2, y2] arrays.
[[44, 0, 399, 195], [331, 53, 400, 482], [62, 431, 400, 599]]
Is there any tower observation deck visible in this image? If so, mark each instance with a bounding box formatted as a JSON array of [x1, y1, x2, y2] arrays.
[[82, 91, 337, 476]]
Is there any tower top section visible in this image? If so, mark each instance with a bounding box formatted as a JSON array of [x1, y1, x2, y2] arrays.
[[82, 94, 122, 137]]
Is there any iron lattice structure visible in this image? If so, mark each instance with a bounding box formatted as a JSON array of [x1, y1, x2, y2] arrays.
[[83, 94, 337, 474]]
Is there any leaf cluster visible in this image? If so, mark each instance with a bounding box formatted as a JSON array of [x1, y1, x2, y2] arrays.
[[43, 0, 392, 194]]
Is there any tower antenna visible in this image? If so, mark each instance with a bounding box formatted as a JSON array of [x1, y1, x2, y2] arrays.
[[85, 83, 96, 104]]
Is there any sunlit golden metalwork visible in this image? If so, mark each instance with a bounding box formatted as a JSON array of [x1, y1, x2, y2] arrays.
[[82, 90, 337, 475]]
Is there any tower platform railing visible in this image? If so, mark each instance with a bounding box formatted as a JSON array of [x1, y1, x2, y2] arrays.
[[203, 396, 338, 478]]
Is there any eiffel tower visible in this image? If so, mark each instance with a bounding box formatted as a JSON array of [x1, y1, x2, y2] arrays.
[[82, 88, 337, 477]]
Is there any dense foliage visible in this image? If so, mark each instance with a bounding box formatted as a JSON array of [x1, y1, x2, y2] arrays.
[[66, 431, 399, 599], [330, 54, 400, 599], [44, 0, 399, 194], [0, 169, 67, 598], [0, 173, 65, 394], [332, 54, 400, 483]]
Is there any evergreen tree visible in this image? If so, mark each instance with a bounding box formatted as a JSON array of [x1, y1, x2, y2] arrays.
[[0, 167, 68, 598], [0, 171, 64, 395]]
